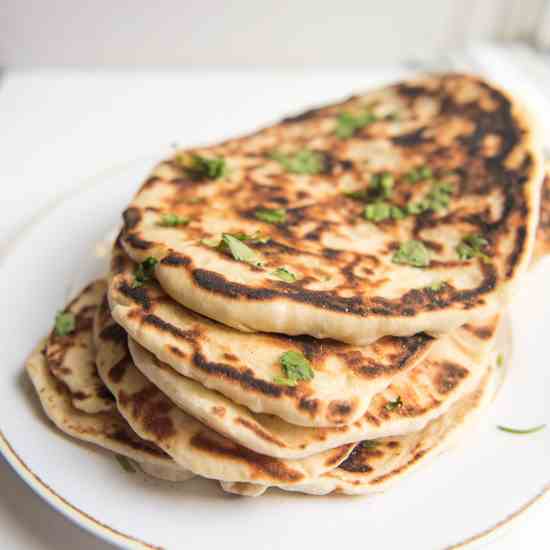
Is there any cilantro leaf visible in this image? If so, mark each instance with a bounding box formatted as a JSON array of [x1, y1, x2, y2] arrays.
[[335, 110, 377, 139], [274, 351, 315, 386], [133, 257, 158, 287], [255, 208, 287, 224], [456, 234, 490, 263], [115, 455, 136, 473], [497, 424, 546, 435], [202, 232, 270, 250], [385, 396, 403, 411], [406, 165, 432, 182], [405, 200, 429, 215], [364, 202, 391, 222], [392, 240, 430, 268], [269, 150, 325, 174], [158, 213, 190, 227], [390, 205, 406, 220], [54, 311, 76, 336], [364, 202, 406, 223], [426, 280, 447, 292], [370, 172, 394, 199], [406, 181, 454, 215], [176, 153, 227, 181], [222, 234, 262, 266], [273, 376, 300, 387], [271, 267, 297, 282], [424, 181, 454, 212], [343, 188, 370, 201], [347, 172, 401, 222]]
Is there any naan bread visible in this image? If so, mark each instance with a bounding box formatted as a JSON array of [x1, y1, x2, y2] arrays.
[[534, 162, 550, 262], [45, 280, 115, 414], [95, 301, 355, 486], [120, 73, 542, 345], [26, 339, 193, 482], [129, 313, 497, 459], [109, 241, 434, 427], [222, 365, 496, 496]]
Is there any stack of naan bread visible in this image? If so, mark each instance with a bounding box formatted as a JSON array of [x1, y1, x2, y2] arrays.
[[27, 73, 549, 496]]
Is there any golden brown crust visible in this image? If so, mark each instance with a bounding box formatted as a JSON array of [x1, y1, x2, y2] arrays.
[[96, 293, 356, 483], [121, 73, 543, 344], [46, 280, 116, 414], [109, 239, 435, 427]]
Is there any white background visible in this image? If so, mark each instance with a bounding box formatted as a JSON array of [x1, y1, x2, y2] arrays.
[[1, 0, 549, 67]]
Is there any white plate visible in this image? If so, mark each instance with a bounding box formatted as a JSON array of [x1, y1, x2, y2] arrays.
[[0, 158, 548, 550]]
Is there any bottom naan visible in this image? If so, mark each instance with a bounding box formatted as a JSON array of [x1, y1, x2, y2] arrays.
[[222, 365, 495, 496], [26, 281, 194, 482]]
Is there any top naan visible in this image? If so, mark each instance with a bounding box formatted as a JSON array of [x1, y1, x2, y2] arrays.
[[121, 73, 543, 344]]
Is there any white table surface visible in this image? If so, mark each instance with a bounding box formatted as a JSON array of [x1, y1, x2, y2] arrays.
[[1, 65, 548, 549]]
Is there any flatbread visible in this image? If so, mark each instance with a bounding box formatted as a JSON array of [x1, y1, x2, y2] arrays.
[[26, 340, 193, 482], [129, 312, 497, 459], [109, 241, 434, 427], [222, 365, 496, 496], [95, 301, 355, 486], [120, 73, 542, 345], [45, 280, 115, 414]]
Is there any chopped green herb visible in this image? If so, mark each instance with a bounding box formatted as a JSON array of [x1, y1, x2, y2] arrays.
[[232, 231, 270, 244], [425, 181, 454, 212], [157, 213, 190, 227], [364, 202, 391, 222], [343, 188, 370, 201], [456, 234, 491, 263], [385, 396, 403, 411], [344, 172, 394, 202], [392, 240, 430, 268], [363, 201, 405, 223], [348, 172, 402, 222], [176, 153, 227, 181], [271, 267, 297, 283], [497, 424, 546, 435], [274, 351, 315, 387], [405, 200, 428, 215], [202, 231, 270, 249], [496, 354, 504, 367], [115, 455, 136, 473], [132, 257, 158, 287], [370, 172, 394, 199], [407, 165, 432, 183], [335, 110, 378, 139], [54, 311, 76, 336], [273, 376, 299, 386], [269, 150, 325, 174], [360, 440, 379, 450], [390, 205, 407, 220], [221, 234, 262, 266], [406, 181, 454, 215], [255, 208, 287, 224], [427, 280, 447, 292]]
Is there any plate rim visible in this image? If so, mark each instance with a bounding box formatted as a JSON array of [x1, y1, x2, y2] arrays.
[[0, 159, 548, 550]]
